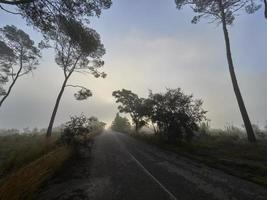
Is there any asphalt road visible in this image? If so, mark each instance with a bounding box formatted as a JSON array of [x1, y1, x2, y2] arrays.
[[86, 131, 267, 200], [39, 131, 267, 200]]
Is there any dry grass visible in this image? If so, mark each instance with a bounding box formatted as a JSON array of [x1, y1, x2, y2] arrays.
[[0, 133, 59, 177], [0, 146, 72, 200]]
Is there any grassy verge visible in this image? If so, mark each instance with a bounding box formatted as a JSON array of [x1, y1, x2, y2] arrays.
[[130, 132, 267, 187], [0, 133, 60, 178], [0, 115, 104, 199], [0, 146, 73, 200]]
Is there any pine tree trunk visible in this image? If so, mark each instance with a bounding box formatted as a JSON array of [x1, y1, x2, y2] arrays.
[[0, 50, 23, 107], [264, 0, 267, 19], [0, 67, 22, 107], [219, 0, 256, 143], [135, 122, 139, 133], [46, 77, 68, 137]]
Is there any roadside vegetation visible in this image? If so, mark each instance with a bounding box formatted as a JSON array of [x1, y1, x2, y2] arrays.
[[0, 146, 72, 200], [112, 88, 267, 187], [0, 114, 105, 200], [0, 0, 267, 197], [111, 113, 131, 133], [132, 125, 267, 187], [0, 131, 59, 179]]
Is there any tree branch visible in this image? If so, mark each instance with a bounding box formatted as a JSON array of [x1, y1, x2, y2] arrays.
[[0, 4, 22, 15], [0, 0, 35, 5], [67, 54, 82, 79], [65, 84, 88, 90]]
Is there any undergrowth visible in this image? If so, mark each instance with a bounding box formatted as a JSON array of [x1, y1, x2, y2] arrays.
[[0, 133, 59, 178]]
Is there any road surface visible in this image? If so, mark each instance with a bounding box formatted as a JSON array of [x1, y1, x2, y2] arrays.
[[39, 131, 267, 200]]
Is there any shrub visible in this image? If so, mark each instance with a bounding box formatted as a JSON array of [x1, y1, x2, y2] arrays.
[[60, 114, 105, 145]]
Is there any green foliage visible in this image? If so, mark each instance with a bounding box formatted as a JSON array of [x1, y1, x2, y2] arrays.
[[0, 133, 58, 178], [1, 0, 112, 41], [0, 25, 41, 68], [175, 0, 261, 25], [74, 88, 93, 101], [0, 25, 41, 100], [112, 89, 148, 132], [147, 88, 207, 142], [46, 18, 107, 137], [111, 113, 131, 133], [113, 88, 207, 142], [0, 146, 72, 200], [60, 114, 105, 145], [53, 18, 106, 100]]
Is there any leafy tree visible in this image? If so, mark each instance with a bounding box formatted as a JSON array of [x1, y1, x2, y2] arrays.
[[87, 116, 106, 133], [111, 113, 131, 133], [0, 25, 41, 107], [112, 89, 148, 132], [0, 0, 112, 41], [46, 18, 106, 137], [174, 0, 258, 143], [147, 88, 207, 142]]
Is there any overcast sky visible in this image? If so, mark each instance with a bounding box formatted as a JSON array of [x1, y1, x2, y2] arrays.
[[0, 0, 267, 130]]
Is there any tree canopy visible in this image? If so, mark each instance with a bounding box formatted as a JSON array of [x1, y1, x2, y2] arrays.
[[175, 0, 261, 25], [147, 88, 207, 142], [0, 0, 112, 41], [112, 89, 148, 132], [0, 25, 41, 107], [113, 88, 207, 142], [111, 113, 131, 133], [46, 18, 106, 137]]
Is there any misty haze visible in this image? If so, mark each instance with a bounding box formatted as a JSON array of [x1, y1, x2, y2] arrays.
[[0, 0, 267, 200]]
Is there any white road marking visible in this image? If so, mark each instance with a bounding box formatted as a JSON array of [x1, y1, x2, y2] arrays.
[[113, 133, 178, 200], [127, 151, 178, 200]]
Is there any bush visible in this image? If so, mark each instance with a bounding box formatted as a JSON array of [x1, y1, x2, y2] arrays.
[[60, 114, 105, 145]]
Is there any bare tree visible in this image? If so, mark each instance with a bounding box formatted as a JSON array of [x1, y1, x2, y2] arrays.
[[0, 25, 41, 107], [46, 17, 106, 137], [174, 0, 260, 143]]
